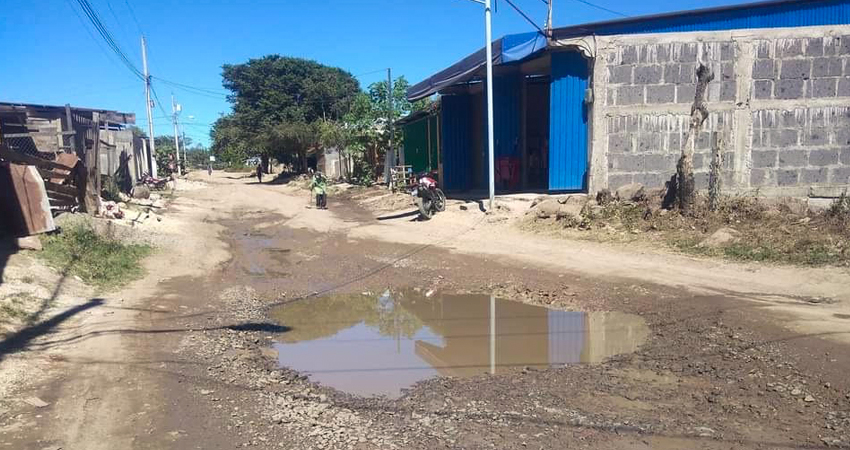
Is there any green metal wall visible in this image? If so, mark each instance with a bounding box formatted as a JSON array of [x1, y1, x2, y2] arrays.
[[402, 115, 439, 174]]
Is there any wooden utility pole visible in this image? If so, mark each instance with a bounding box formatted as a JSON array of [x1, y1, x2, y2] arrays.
[[387, 68, 394, 169], [171, 94, 182, 175]]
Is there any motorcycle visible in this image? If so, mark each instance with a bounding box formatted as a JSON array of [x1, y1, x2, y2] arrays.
[[410, 173, 446, 220], [139, 172, 170, 190]]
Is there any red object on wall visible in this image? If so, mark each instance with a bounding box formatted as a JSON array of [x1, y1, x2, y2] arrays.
[[496, 157, 521, 191]]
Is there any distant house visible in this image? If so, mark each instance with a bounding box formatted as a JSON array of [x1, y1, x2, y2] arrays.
[[409, 0, 850, 197]]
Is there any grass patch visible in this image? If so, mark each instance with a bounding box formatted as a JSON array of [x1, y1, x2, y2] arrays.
[[0, 292, 38, 324], [38, 225, 152, 289]]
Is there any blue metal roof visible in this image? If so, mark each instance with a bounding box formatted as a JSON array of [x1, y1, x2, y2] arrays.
[[553, 0, 850, 38], [409, 0, 850, 100]]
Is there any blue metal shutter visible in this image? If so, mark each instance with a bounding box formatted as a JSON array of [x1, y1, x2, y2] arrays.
[[549, 51, 589, 191], [441, 95, 473, 191]]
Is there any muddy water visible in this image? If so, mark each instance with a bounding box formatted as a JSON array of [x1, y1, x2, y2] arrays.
[[270, 291, 649, 397]]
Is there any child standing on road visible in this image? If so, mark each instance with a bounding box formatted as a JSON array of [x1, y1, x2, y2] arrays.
[[310, 172, 328, 209]]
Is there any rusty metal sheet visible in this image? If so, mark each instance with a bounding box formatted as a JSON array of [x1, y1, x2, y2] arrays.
[[0, 162, 56, 236]]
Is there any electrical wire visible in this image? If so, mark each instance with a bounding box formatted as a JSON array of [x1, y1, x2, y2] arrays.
[[502, 0, 545, 35], [537, 0, 627, 18], [123, 0, 144, 35], [64, 0, 131, 78], [72, 0, 144, 80], [151, 76, 229, 99]]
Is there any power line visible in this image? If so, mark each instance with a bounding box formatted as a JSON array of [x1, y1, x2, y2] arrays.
[[151, 76, 229, 99], [574, 0, 628, 17], [354, 68, 388, 78], [537, 0, 627, 19], [502, 0, 545, 35], [72, 0, 144, 80], [123, 0, 144, 35], [64, 0, 132, 78]]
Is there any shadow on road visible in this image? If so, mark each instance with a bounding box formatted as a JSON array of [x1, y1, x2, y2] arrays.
[[0, 298, 104, 362]]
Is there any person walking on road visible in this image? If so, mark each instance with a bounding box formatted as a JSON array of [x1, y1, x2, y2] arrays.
[[256, 164, 263, 183], [310, 172, 328, 209]]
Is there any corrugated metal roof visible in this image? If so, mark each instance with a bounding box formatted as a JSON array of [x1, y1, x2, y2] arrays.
[[409, 0, 850, 100]]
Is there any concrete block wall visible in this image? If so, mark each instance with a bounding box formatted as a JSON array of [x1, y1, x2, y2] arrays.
[[588, 25, 850, 196]]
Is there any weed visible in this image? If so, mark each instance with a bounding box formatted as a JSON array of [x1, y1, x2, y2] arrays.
[[38, 224, 152, 289], [20, 275, 35, 284]]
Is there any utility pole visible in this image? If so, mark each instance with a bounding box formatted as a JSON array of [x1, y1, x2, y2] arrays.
[[171, 94, 182, 175], [387, 68, 394, 173], [484, 0, 495, 210], [141, 36, 158, 178]]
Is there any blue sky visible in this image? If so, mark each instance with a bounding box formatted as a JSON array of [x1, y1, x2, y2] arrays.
[[1, 0, 751, 145]]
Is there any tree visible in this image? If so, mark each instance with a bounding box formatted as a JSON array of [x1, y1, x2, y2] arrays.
[[219, 55, 359, 168]]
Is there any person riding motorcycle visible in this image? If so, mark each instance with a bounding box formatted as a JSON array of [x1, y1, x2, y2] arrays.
[[310, 172, 328, 209]]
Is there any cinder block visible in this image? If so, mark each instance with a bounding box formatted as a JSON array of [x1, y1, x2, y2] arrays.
[[809, 149, 839, 166], [770, 129, 799, 147], [753, 150, 778, 168], [780, 110, 804, 128], [720, 82, 737, 102], [694, 171, 710, 190], [693, 153, 705, 170], [621, 47, 638, 65], [753, 80, 773, 99], [720, 62, 735, 81], [720, 42, 735, 61], [775, 79, 804, 99], [752, 60, 776, 80], [608, 65, 632, 84], [811, 78, 837, 98], [812, 58, 843, 77], [667, 132, 683, 153], [803, 129, 829, 146], [676, 85, 696, 103], [607, 88, 616, 105], [637, 133, 662, 153], [778, 149, 807, 167], [608, 134, 633, 153], [777, 169, 800, 186], [780, 59, 811, 79], [841, 35, 850, 55], [679, 44, 698, 62], [656, 45, 672, 63], [842, 149, 850, 165], [679, 63, 696, 84], [801, 168, 830, 184], [722, 151, 736, 170], [634, 65, 663, 84], [750, 168, 774, 187], [633, 172, 665, 188], [838, 129, 850, 146], [645, 154, 675, 171], [806, 38, 825, 57], [778, 39, 803, 58], [752, 130, 765, 148], [646, 85, 676, 104], [617, 86, 644, 105], [663, 64, 679, 84], [838, 78, 850, 97], [696, 132, 712, 150], [608, 174, 634, 190], [831, 167, 850, 184], [612, 154, 645, 172], [757, 42, 772, 59]]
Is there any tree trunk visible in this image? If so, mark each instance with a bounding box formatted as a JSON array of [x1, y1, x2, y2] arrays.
[[677, 63, 714, 215]]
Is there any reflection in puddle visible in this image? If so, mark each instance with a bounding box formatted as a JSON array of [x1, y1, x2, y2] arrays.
[[271, 291, 649, 397]]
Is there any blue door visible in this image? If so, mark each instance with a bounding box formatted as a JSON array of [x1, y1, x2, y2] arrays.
[[549, 52, 589, 191]]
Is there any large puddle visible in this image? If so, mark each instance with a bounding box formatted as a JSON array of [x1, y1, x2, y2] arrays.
[[270, 291, 649, 397]]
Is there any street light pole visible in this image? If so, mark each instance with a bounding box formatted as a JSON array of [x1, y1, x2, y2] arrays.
[[484, 0, 495, 211]]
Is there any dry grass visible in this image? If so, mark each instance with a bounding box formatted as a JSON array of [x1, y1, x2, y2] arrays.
[[523, 193, 850, 267]]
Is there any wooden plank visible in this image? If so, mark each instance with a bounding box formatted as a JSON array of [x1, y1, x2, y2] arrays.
[[48, 198, 77, 207], [2, 131, 77, 138], [44, 180, 79, 197]]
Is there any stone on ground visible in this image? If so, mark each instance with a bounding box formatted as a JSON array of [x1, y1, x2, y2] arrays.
[[16, 235, 42, 251], [615, 183, 646, 202], [698, 227, 740, 248]]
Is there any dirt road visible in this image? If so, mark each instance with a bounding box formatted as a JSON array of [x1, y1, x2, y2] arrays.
[[3, 171, 850, 449]]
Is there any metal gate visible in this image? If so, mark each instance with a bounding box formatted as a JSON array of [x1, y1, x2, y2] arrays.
[[548, 51, 589, 191]]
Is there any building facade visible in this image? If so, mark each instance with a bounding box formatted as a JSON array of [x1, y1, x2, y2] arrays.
[[408, 0, 850, 197]]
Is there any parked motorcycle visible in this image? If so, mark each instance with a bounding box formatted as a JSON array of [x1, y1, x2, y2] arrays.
[[139, 172, 170, 190], [411, 173, 445, 220]]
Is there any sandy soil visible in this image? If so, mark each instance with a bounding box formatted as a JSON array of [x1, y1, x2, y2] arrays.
[[1, 171, 849, 449]]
